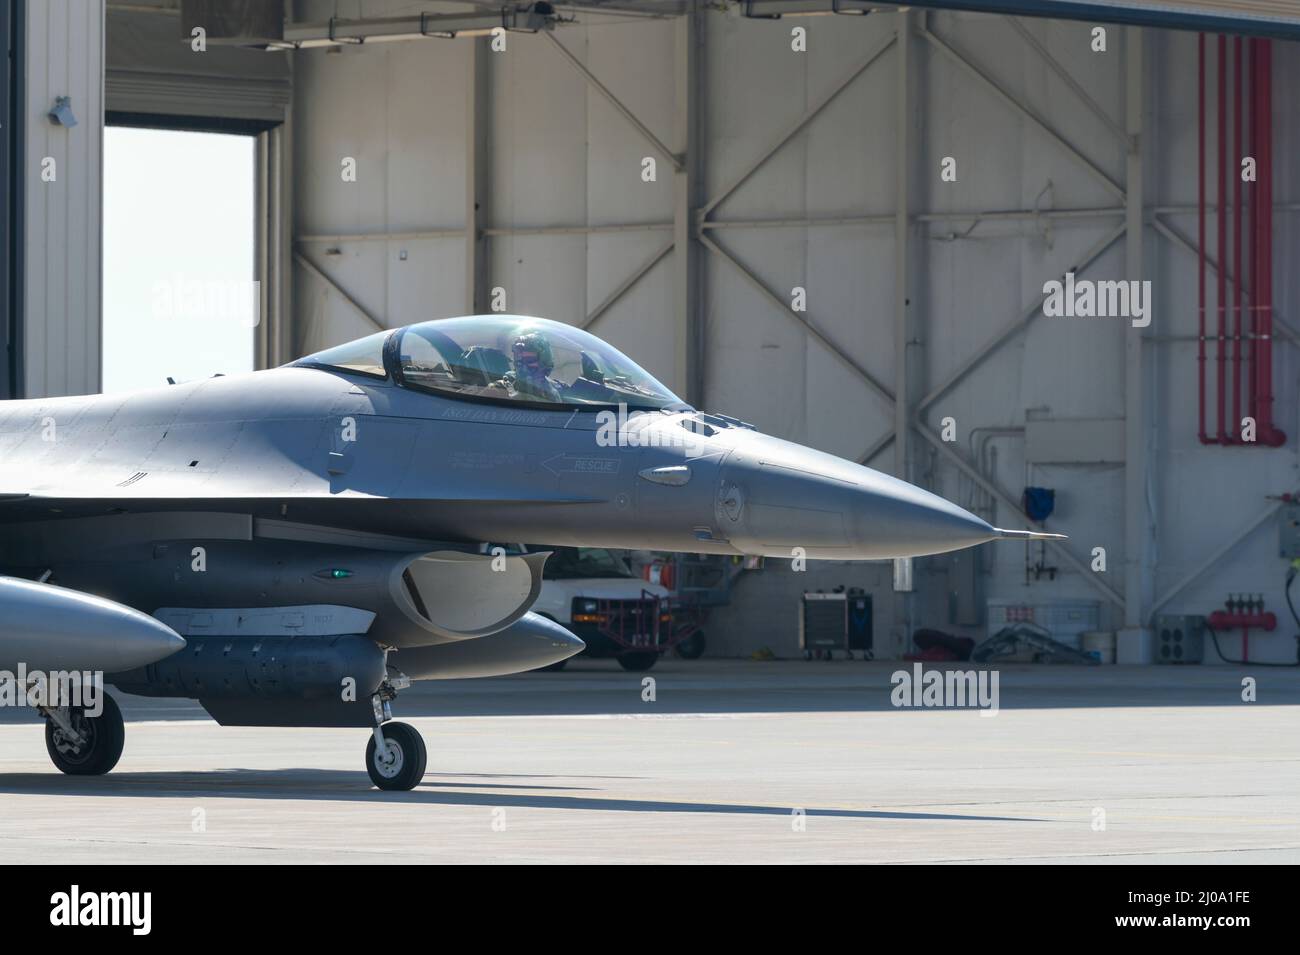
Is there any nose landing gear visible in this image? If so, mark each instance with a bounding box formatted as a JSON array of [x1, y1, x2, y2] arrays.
[[365, 684, 426, 791], [43, 693, 126, 776], [366, 721, 427, 791]]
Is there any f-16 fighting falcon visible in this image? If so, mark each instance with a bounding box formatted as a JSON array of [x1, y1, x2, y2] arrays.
[[0, 315, 1061, 790]]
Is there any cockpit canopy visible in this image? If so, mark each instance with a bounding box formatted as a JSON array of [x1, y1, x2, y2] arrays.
[[291, 316, 685, 412]]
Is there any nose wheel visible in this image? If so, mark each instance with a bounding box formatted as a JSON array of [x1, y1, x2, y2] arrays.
[[44, 693, 126, 776], [365, 721, 427, 791]]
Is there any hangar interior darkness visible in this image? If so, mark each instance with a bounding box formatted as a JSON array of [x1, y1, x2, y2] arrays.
[[10, 0, 1300, 663]]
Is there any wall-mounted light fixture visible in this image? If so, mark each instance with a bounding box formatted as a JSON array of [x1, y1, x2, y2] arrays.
[[48, 96, 77, 127]]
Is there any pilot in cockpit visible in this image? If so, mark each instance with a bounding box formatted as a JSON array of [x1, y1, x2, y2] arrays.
[[492, 330, 563, 402], [580, 351, 604, 384]]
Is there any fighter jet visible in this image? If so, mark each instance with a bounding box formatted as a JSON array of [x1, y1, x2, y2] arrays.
[[0, 315, 1061, 789]]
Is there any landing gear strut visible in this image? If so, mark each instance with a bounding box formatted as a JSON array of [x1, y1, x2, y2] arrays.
[[43, 693, 126, 776], [365, 691, 426, 791]]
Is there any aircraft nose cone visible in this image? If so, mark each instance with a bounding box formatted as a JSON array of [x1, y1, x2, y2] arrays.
[[717, 434, 997, 559], [845, 470, 997, 557]]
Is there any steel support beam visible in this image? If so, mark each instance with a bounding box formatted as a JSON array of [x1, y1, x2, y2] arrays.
[[894, 9, 911, 485], [859, 431, 894, 467], [1004, 15, 1129, 149], [703, 206, 1126, 231], [545, 33, 682, 171], [293, 251, 387, 335], [255, 129, 270, 369], [298, 223, 671, 242], [921, 206, 1124, 223], [292, 202, 1300, 245], [699, 33, 895, 220], [484, 222, 672, 236], [704, 214, 895, 230], [280, 9, 560, 49], [921, 23, 1126, 202], [918, 223, 1126, 415], [1151, 502, 1281, 618], [673, 0, 704, 404], [581, 237, 674, 331], [279, 102, 294, 366], [255, 106, 292, 368], [1123, 27, 1149, 632], [466, 37, 491, 313], [699, 231, 895, 410], [892, 9, 915, 656], [298, 229, 466, 243]]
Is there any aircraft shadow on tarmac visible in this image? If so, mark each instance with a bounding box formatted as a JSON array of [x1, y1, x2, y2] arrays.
[[0, 770, 1042, 822], [5, 664, 1296, 728]]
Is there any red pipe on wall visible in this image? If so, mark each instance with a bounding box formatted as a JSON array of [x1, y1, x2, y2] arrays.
[[1208, 610, 1276, 632], [1209, 609, 1277, 665], [1197, 35, 1284, 448]]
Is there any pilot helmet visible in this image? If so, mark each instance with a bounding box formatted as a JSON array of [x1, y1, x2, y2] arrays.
[[580, 350, 604, 382], [511, 330, 555, 374]]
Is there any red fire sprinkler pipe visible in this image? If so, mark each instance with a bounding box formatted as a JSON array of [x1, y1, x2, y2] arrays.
[[1197, 36, 1285, 449]]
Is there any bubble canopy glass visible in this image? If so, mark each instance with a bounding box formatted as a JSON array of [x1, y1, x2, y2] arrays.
[[293, 316, 685, 412]]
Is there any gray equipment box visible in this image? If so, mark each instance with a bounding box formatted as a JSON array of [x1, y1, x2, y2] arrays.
[[801, 592, 847, 653], [1154, 614, 1206, 664]]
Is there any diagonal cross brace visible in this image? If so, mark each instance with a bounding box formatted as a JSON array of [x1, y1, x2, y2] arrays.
[[698, 230, 896, 411], [546, 33, 683, 172]]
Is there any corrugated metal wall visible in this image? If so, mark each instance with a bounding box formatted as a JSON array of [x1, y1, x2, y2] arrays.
[[22, 0, 104, 398]]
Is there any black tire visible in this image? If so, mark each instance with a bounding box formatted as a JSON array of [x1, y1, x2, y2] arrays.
[[674, 630, 706, 660], [617, 651, 659, 672], [365, 721, 427, 791], [45, 693, 126, 776]]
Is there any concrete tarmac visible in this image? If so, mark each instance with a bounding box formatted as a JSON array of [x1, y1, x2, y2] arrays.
[[0, 660, 1296, 864]]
